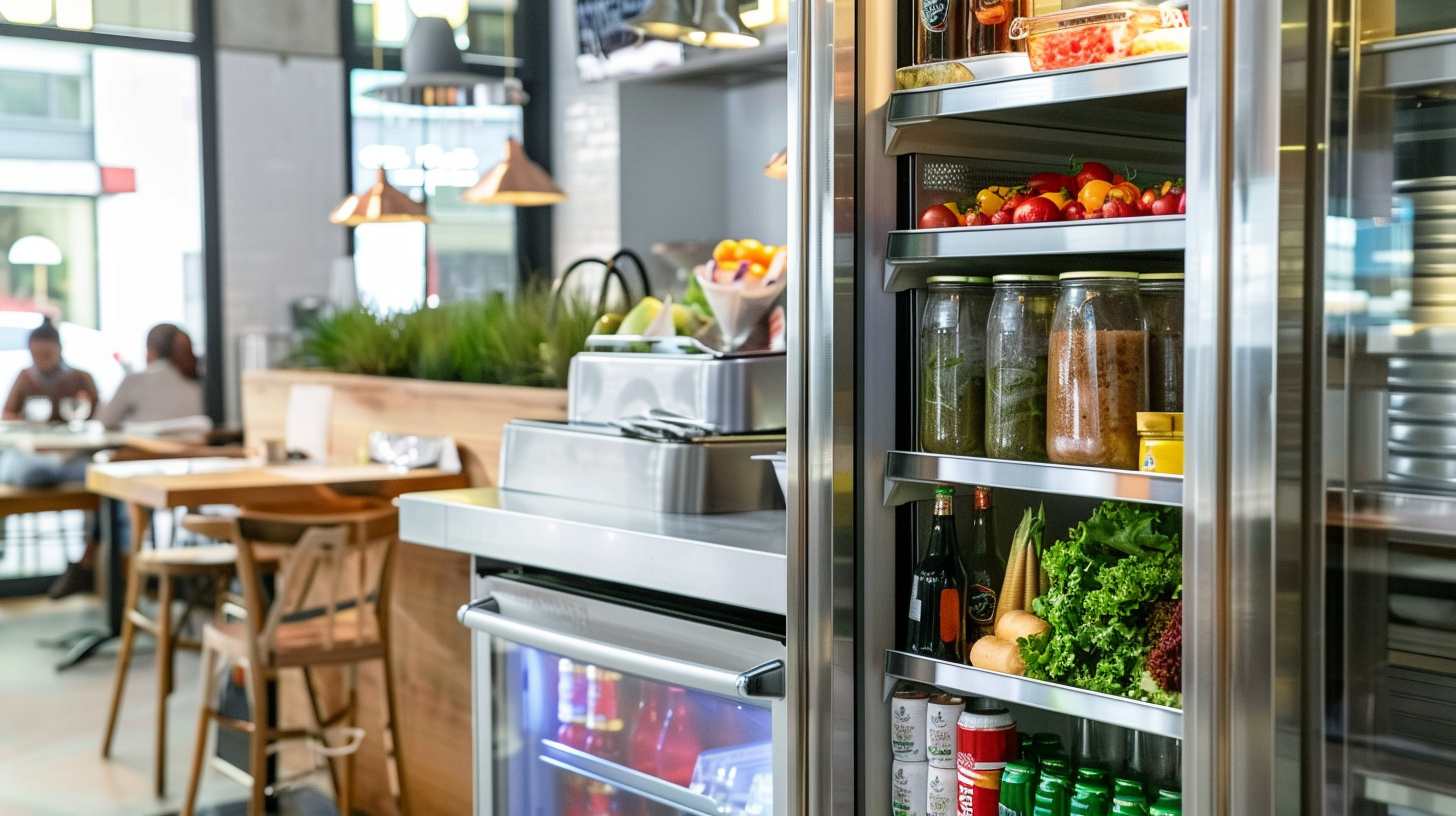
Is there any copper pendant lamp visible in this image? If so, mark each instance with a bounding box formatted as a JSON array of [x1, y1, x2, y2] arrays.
[[329, 167, 433, 226], [681, 0, 760, 48], [461, 138, 567, 207]]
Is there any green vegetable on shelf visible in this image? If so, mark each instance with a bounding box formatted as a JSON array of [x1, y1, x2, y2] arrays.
[[1020, 501, 1183, 708]]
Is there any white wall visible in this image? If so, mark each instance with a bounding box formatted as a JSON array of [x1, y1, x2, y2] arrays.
[[215, 50, 347, 421]]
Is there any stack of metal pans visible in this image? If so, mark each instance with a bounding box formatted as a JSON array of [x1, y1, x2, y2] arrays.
[[1398, 177, 1456, 324], [1389, 357, 1456, 486]]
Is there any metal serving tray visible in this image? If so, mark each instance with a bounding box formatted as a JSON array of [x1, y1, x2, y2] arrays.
[[568, 350, 786, 433], [498, 420, 785, 514]]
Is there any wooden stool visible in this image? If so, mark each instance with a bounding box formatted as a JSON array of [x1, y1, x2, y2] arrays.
[[100, 514, 243, 797], [179, 500, 409, 816]]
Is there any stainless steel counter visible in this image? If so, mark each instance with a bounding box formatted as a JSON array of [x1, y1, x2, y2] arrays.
[[397, 487, 788, 615]]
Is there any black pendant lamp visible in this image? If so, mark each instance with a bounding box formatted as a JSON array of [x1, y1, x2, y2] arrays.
[[365, 16, 527, 107]]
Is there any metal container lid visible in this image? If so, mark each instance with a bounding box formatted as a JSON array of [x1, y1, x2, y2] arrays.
[[957, 706, 1014, 728], [1059, 271, 1139, 280], [927, 275, 992, 285], [992, 274, 1059, 283]]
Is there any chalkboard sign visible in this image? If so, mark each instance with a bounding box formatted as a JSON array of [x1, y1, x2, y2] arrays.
[[576, 0, 684, 81]]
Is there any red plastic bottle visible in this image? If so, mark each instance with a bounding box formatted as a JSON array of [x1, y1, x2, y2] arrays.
[[627, 684, 665, 773], [584, 666, 627, 762], [556, 659, 590, 750], [655, 687, 703, 787]]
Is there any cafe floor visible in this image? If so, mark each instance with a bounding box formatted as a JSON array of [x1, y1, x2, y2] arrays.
[[0, 595, 334, 816]]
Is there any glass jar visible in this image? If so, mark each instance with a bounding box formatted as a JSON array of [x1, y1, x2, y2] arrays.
[[986, 274, 1058, 461], [1047, 271, 1148, 470], [920, 275, 993, 456], [1140, 273, 1184, 413]]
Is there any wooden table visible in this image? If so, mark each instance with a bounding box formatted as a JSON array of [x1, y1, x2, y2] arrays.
[[69, 459, 468, 669], [0, 421, 123, 453]]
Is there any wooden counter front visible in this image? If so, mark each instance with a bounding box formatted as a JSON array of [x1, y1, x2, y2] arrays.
[[242, 370, 567, 816]]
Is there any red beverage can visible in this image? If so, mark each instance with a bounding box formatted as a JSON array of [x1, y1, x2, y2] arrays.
[[955, 707, 1017, 816]]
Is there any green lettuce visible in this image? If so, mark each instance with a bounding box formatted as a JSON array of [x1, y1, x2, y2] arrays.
[[1021, 501, 1182, 706]]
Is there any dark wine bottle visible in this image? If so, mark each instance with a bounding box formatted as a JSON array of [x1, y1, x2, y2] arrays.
[[907, 485, 968, 661], [964, 485, 1006, 642]]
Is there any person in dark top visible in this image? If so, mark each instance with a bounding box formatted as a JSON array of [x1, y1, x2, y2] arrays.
[[2, 319, 99, 422]]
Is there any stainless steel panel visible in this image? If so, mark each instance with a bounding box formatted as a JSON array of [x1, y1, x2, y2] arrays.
[[498, 420, 785, 514], [1364, 30, 1456, 91], [1389, 422, 1456, 453], [1416, 218, 1456, 246], [400, 487, 788, 614], [538, 743, 722, 816], [1390, 454, 1456, 486], [1390, 357, 1456, 387], [567, 352, 788, 433], [881, 450, 1184, 507], [1389, 391, 1456, 421], [883, 651, 1184, 740], [1412, 277, 1456, 306], [883, 217, 1187, 291]]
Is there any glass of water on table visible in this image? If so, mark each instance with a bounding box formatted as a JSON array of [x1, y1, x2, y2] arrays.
[[59, 396, 91, 430]]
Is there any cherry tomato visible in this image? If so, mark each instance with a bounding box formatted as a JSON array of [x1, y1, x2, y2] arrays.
[[1139, 189, 1160, 214], [1101, 199, 1136, 219], [1013, 197, 1062, 223], [1026, 172, 1068, 194], [1075, 161, 1114, 191], [1150, 194, 1179, 216], [1077, 180, 1113, 211], [989, 208, 1015, 226], [712, 240, 739, 264], [917, 203, 960, 229], [1062, 173, 1083, 195], [1060, 200, 1087, 220]]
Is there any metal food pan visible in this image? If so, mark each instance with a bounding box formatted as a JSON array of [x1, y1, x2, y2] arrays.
[[498, 420, 786, 514], [1390, 391, 1456, 421], [1389, 357, 1456, 388], [1390, 453, 1456, 487], [1390, 422, 1456, 455], [568, 351, 786, 434]]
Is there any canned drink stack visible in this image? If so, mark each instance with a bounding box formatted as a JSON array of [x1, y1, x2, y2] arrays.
[[928, 764, 958, 816], [927, 694, 966, 768], [894, 759, 930, 816], [892, 685, 932, 761], [957, 707, 1017, 816]]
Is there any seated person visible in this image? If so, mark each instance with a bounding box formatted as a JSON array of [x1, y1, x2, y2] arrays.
[[50, 323, 206, 598], [0, 319, 101, 486]]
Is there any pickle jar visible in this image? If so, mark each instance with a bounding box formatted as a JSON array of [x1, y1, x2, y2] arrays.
[[920, 275, 993, 456], [986, 274, 1059, 462], [1047, 271, 1149, 470], [1139, 273, 1184, 413]]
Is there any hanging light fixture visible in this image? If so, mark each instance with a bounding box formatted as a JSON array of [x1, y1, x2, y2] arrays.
[[627, 0, 700, 40], [407, 0, 469, 28], [329, 167, 433, 226], [0, 0, 51, 24], [461, 138, 566, 207], [365, 16, 527, 107], [763, 148, 788, 179], [682, 0, 760, 48]]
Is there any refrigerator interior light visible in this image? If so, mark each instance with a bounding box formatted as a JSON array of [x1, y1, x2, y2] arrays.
[[407, 0, 468, 28], [54, 0, 92, 29], [0, 0, 51, 25]]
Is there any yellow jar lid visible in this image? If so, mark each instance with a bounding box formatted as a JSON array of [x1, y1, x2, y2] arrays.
[[1137, 412, 1185, 434], [991, 274, 1059, 283]]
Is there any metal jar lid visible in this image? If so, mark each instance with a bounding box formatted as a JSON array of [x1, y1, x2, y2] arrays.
[[992, 274, 1059, 283], [1139, 272, 1185, 281], [926, 275, 992, 285], [957, 706, 1014, 728], [1059, 271, 1140, 280]]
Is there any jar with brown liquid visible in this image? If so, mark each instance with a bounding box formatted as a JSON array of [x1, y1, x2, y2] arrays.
[[1046, 271, 1148, 470], [915, 0, 967, 64], [968, 0, 1024, 56]]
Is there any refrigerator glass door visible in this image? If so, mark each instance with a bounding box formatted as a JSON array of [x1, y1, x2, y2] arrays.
[[461, 575, 787, 816], [1329, 8, 1456, 814]]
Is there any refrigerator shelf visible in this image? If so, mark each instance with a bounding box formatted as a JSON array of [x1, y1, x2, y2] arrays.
[[539, 740, 722, 816], [883, 451, 1183, 507], [885, 650, 1183, 740], [887, 54, 1188, 159], [883, 216, 1186, 293]]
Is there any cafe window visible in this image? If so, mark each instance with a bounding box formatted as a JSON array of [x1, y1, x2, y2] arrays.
[[0, 0, 193, 40]]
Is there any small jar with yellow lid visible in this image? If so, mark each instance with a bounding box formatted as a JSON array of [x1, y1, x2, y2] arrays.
[[1137, 412, 1184, 475]]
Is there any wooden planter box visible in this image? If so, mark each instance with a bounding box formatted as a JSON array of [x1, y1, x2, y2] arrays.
[[241, 369, 567, 816]]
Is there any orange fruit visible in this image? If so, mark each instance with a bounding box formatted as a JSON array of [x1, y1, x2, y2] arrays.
[[712, 239, 739, 264]]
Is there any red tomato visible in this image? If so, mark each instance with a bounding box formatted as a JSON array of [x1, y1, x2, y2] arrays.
[[1061, 200, 1087, 220], [1177, 192, 1187, 215], [1139, 189, 1160, 214], [1101, 199, 1136, 219], [1062, 174, 1082, 195], [1003, 190, 1034, 211], [1112, 172, 1126, 185], [989, 208, 1015, 226], [1026, 172, 1068, 193], [1075, 161, 1114, 191], [1013, 197, 1062, 223], [1150, 194, 1179, 216], [918, 203, 960, 229], [966, 211, 989, 226]]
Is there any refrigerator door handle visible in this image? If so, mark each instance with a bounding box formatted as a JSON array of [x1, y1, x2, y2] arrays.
[[458, 597, 785, 702]]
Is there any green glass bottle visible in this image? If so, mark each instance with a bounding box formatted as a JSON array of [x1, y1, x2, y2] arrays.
[[1001, 762, 1039, 816], [907, 485, 968, 661], [1111, 794, 1150, 816], [1149, 790, 1182, 816]]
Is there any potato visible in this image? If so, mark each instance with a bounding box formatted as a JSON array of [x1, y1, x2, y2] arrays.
[[994, 610, 1051, 643], [969, 636, 1026, 676]]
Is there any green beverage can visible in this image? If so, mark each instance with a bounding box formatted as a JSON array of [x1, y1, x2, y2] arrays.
[[1041, 758, 1072, 778], [1113, 778, 1145, 800], [1111, 794, 1149, 816], [1000, 762, 1037, 816], [1076, 767, 1109, 786], [1150, 789, 1182, 816]]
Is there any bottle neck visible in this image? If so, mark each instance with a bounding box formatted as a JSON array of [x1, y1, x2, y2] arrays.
[[932, 493, 953, 516]]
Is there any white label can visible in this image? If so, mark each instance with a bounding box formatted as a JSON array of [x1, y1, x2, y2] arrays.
[[926, 694, 965, 768], [926, 764, 958, 816], [891, 689, 930, 761], [892, 759, 929, 816]]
